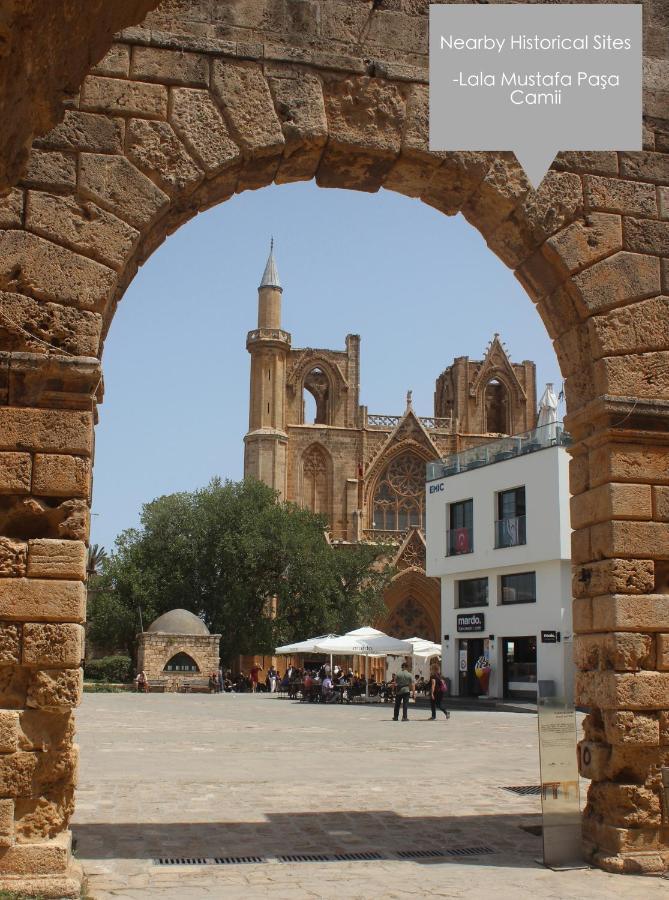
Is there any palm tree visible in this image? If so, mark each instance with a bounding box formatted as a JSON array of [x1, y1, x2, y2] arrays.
[[87, 544, 108, 578]]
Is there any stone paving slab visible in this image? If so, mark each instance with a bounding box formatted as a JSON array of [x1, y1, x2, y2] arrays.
[[73, 694, 668, 899]]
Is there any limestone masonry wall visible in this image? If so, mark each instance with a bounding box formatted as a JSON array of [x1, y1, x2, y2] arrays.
[[0, 0, 666, 893]]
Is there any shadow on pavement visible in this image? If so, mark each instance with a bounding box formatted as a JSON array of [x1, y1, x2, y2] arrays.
[[73, 810, 545, 868]]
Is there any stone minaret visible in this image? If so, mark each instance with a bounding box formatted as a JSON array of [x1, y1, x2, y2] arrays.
[[244, 240, 290, 497]]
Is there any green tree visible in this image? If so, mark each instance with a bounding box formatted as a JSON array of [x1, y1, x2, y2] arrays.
[[88, 478, 394, 663]]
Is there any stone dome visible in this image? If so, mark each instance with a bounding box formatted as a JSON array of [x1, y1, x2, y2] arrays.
[[146, 609, 210, 636]]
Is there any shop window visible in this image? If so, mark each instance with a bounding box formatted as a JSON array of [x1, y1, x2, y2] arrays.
[[495, 486, 526, 548], [447, 498, 473, 555], [456, 577, 488, 608], [500, 571, 536, 604]]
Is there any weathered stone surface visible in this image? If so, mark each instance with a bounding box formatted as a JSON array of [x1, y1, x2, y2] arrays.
[[0, 751, 39, 798], [624, 217, 669, 257], [35, 111, 124, 154], [586, 782, 662, 828], [576, 670, 669, 709], [91, 43, 131, 78], [80, 75, 168, 119], [620, 151, 669, 185], [574, 630, 655, 669], [462, 155, 530, 235], [589, 443, 669, 488], [517, 172, 583, 244], [570, 483, 652, 530], [0, 830, 70, 873], [32, 455, 91, 500], [573, 597, 593, 632], [26, 191, 139, 272], [0, 711, 19, 753], [572, 251, 660, 316], [589, 295, 669, 359], [14, 790, 75, 842], [169, 88, 240, 177], [0, 665, 29, 710], [268, 73, 328, 183], [590, 520, 669, 560], [584, 176, 658, 217], [0, 290, 102, 356], [78, 153, 170, 230], [0, 541, 27, 579], [421, 152, 491, 217], [26, 540, 86, 581], [0, 624, 22, 665], [21, 151, 76, 193], [553, 151, 619, 176], [131, 46, 209, 86], [126, 119, 204, 195], [0, 409, 92, 455], [26, 669, 82, 711], [0, 497, 90, 544], [0, 453, 32, 495], [654, 486, 669, 522], [594, 351, 669, 399], [0, 231, 117, 312], [0, 798, 14, 848], [0, 190, 25, 229], [573, 559, 655, 599], [22, 624, 84, 668], [544, 213, 622, 276], [0, 580, 85, 623], [318, 75, 404, 190], [18, 710, 74, 753], [211, 60, 285, 157], [603, 710, 660, 746], [657, 633, 669, 671]]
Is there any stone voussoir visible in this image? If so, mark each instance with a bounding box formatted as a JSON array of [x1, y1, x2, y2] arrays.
[[0, 580, 85, 623]]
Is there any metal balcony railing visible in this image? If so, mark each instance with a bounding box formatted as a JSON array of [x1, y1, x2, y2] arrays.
[[426, 422, 571, 482], [494, 515, 527, 549]]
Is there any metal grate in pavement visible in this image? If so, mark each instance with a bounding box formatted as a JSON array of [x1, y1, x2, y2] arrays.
[[503, 785, 542, 796], [154, 846, 495, 867]]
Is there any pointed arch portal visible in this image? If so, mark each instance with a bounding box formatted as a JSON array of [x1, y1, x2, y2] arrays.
[[0, 0, 666, 890]]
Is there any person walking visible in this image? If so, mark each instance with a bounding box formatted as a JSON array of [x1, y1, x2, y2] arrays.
[[429, 668, 450, 720], [393, 662, 415, 721]]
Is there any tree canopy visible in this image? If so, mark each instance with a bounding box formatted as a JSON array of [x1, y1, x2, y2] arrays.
[[88, 478, 394, 663]]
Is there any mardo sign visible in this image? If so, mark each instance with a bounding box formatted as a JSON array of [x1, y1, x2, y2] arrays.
[[457, 612, 485, 633]]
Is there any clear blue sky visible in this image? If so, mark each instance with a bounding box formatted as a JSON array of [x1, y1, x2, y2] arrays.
[[91, 181, 562, 550]]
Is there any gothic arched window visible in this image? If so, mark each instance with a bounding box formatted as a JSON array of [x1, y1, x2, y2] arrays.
[[385, 597, 437, 643], [372, 452, 425, 533], [302, 445, 329, 516], [484, 379, 509, 434], [303, 367, 330, 424], [164, 652, 199, 673]]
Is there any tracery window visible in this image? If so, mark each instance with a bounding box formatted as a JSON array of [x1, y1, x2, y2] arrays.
[[385, 597, 436, 642], [303, 367, 330, 424], [484, 378, 509, 434], [372, 452, 425, 533], [302, 445, 328, 516]]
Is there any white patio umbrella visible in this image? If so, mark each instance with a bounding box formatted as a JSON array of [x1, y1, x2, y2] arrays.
[[537, 382, 559, 442], [275, 634, 339, 674], [315, 627, 413, 698], [405, 637, 442, 660]]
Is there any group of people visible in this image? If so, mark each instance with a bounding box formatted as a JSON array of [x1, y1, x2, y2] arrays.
[[391, 662, 450, 721]]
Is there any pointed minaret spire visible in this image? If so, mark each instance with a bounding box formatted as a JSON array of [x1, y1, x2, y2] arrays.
[[259, 237, 282, 292]]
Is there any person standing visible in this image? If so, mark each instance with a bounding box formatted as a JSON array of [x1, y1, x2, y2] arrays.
[[249, 663, 263, 693], [393, 662, 415, 721], [430, 668, 450, 720]]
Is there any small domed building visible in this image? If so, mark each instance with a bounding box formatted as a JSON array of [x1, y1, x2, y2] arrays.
[[136, 609, 221, 690]]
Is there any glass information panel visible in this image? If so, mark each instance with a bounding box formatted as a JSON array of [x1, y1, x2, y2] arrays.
[[537, 697, 585, 869]]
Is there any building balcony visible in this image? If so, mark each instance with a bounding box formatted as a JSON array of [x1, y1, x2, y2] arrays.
[[426, 422, 571, 482], [446, 527, 473, 556], [494, 515, 527, 549]]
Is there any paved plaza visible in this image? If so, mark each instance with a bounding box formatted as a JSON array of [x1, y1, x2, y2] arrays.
[[73, 694, 667, 899]]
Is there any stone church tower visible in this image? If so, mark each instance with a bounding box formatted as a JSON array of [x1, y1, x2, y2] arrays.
[[244, 246, 537, 644]]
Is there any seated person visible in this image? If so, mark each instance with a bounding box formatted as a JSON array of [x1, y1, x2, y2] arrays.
[[321, 675, 333, 702]]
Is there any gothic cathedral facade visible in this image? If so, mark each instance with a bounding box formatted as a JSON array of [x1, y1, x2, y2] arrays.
[[244, 245, 537, 643]]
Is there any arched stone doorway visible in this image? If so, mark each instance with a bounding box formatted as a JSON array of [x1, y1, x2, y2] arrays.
[[0, 1, 666, 892]]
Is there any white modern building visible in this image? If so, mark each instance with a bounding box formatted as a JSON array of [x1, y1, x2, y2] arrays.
[[425, 424, 573, 703]]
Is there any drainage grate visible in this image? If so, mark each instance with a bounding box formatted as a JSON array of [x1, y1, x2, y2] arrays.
[[333, 851, 384, 861], [156, 856, 264, 866], [278, 854, 334, 863], [503, 785, 542, 796], [444, 846, 495, 857], [397, 849, 445, 859]]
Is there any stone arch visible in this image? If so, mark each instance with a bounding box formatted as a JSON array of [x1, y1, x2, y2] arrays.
[[382, 569, 440, 646], [366, 444, 433, 534], [302, 366, 331, 425], [0, 0, 665, 889], [300, 442, 331, 521], [484, 377, 510, 435], [163, 651, 200, 673]]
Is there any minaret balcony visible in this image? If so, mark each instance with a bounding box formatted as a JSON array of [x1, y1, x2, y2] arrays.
[[246, 328, 291, 350]]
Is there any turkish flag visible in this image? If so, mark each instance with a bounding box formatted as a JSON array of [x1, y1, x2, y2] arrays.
[[454, 527, 470, 553]]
